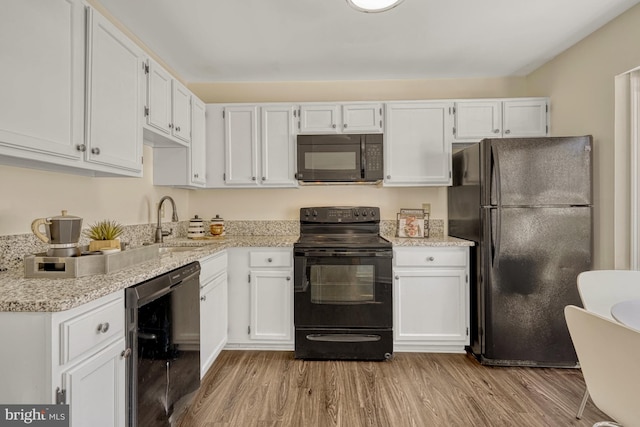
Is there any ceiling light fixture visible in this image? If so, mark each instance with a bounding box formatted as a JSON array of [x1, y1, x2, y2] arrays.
[[346, 0, 405, 13]]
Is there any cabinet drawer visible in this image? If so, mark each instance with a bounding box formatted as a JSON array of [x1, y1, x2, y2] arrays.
[[394, 248, 467, 267], [60, 297, 124, 364], [200, 251, 227, 282], [249, 250, 292, 268]]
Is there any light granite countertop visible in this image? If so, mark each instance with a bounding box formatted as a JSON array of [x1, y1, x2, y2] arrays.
[[0, 235, 473, 312]]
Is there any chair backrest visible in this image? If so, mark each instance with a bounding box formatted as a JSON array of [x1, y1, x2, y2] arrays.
[[577, 270, 640, 318], [565, 305, 640, 426]]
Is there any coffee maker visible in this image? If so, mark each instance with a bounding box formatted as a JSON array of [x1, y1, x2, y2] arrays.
[[31, 210, 83, 257]]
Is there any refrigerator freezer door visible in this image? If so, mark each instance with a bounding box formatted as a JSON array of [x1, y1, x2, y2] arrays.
[[484, 136, 592, 207], [481, 206, 592, 366]]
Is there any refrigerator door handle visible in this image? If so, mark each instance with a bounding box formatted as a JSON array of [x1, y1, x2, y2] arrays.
[[490, 208, 501, 268], [491, 145, 502, 207]]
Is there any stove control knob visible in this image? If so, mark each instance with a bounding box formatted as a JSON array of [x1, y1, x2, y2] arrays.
[[313, 210, 318, 217], [304, 209, 311, 218], [362, 210, 368, 217], [353, 210, 359, 217], [370, 210, 376, 217]]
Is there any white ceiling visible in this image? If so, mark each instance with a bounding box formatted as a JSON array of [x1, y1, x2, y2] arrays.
[[97, 0, 640, 83]]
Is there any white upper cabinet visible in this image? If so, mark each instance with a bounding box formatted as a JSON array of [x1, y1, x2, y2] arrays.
[[342, 103, 383, 133], [212, 104, 297, 188], [171, 80, 192, 143], [453, 101, 502, 141], [0, 0, 85, 160], [145, 60, 173, 136], [260, 105, 297, 186], [190, 98, 207, 186], [384, 102, 453, 186], [143, 58, 193, 147], [85, 8, 143, 175], [299, 103, 383, 134], [224, 105, 259, 185], [502, 99, 549, 137], [299, 104, 340, 133], [453, 98, 549, 143]]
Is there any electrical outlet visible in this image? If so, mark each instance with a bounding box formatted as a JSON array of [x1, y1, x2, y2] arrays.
[[422, 203, 431, 214]]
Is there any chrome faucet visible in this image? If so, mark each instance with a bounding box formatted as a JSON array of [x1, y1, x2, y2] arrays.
[[155, 196, 179, 243]]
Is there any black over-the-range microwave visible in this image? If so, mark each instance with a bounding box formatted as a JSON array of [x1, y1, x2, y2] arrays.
[[295, 134, 383, 184]]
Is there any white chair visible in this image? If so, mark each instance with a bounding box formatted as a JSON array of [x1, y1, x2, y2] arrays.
[[564, 305, 640, 427], [574, 270, 640, 419]]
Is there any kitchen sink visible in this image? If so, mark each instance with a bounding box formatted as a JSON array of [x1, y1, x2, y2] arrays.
[[159, 246, 199, 254]]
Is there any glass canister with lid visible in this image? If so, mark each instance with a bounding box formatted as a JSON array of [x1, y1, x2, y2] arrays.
[[210, 214, 224, 236]]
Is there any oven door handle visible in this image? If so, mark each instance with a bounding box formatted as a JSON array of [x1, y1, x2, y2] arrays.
[[296, 250, 391, 257], [306, 334, 382, 343]]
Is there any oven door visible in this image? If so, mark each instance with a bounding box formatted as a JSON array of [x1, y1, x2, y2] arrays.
[[294, 249, 392, 328]]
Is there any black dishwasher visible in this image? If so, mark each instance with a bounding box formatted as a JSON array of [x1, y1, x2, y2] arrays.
[[125, 261, 201, 427]]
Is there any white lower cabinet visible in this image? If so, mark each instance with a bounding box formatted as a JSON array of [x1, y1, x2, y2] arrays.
[[226, 247, 294, 350], [393, 247, 470, 352], [63, 338, 126, 427], [0, 291, 126, 427], [199, 251, 228, 377]]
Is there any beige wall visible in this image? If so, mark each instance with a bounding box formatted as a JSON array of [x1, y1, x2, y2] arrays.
[[526, 3, 640, 269], [0, 146, 189, 236]]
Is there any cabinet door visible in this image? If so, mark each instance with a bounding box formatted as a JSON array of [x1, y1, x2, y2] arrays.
[[200, 272, 227, 377], [172, 81, 192, 143], [394, 269, 468, 346], [384, 102, 453, 186], [250, 270, 293, 342], [342, 103, 383, 133], [190, 98, 207, 186], [0, 0, 84, 160], [146, 59, 172, 136], [224, 106, 259, 185], [62, 338, 126, 427], [454, 101, 502, 141], [260, 105, 297, 187], [299, 105, 340, 134], [503, 99, 548, 137], [85, 8, 143, 173]]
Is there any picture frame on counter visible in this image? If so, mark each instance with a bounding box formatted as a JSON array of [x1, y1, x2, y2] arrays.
[[396, 209, 428, 238]]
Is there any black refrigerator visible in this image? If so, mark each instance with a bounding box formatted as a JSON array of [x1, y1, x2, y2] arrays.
[[448, 136, 593, 367]]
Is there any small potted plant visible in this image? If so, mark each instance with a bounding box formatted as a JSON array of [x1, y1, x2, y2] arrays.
[[85, 220, 124, 251]]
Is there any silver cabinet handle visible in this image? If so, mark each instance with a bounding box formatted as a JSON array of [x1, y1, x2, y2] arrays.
[[262, 177, 266, 181], [200, 295, 206, 301], [97, 322, 110, 333], [286, 276, 291, 281], [344, 123, 348, 128], [505, 129, 511, 134], [121, 348, 132, 359], [493, 129, 500, 134], [194, 173, 199, 178], [76, 144, 86, 152], [91, 147, 100, 155], [169, 123, 173, 129], [176, 126, 181, 132], [386, 175, 391, 179], [426, 256, 435, 261], [395, 275, 399, 280], [332, 124, 336, 128], [267, 258, 273, 262], [252, 176, 256, 181]]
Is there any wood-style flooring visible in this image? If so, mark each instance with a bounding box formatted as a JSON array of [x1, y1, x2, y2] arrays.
[[180, 350, 609, 427]]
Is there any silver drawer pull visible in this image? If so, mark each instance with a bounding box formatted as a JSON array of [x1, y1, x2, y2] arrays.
[[426, 256, 435, 261], [121, 348, 132, 359], [97, 322, 110, 333], [267, 258, 273, 262]]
